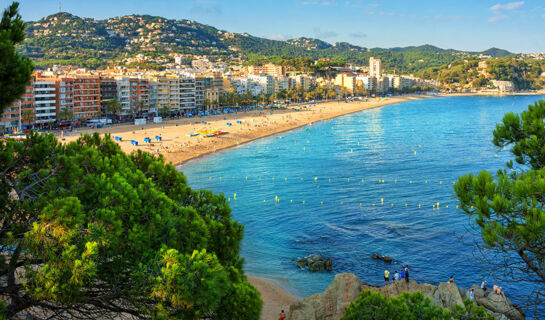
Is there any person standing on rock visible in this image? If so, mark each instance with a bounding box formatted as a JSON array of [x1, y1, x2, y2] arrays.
[[278, 310, 286, 320], [394, 270, 400, 281], [449, 275, 454, 287], [470, 288, 475, 302], [404, 265, 409, 282], [384, 268, 390, 286]]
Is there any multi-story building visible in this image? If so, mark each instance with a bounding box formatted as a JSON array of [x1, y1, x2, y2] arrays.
[[179, 77, 196, 111], [33, 80, 57, 124], [248, 75, 274, 95], [334, 73, 357, 94], [57, 77, 74, 119], [72, 76, 100, 119], [0, 83, 34, 132], [369, 57, 382, 78], [273, 77, 290, 93], [356, 75, 374, 91], [247, 63, 286, 76], [393, 76, 412, 91], [204, 88, 220, 110], [195, 76, 205, 110], [100, 77, 117, 115]]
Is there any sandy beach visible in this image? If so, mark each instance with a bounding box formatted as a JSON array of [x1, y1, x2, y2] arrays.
[[247, 276, 299, 320], [63, 95, 428, 166]]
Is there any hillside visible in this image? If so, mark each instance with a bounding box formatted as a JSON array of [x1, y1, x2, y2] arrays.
[[22, 12, 512, 73]]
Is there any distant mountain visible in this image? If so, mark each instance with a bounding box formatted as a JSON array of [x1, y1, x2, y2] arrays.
[[479, 47, 512, 58], [21, 12, 513, 73]]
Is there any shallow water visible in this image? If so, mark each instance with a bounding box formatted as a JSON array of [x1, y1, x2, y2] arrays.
[[180, 95, 544, 304]]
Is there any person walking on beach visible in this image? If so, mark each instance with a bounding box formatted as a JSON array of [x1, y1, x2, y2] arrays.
[[404, 265, 409, 282], [384, 269, 390, 286]]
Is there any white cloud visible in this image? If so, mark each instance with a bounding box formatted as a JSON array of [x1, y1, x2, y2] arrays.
[[490, 1, 524, 12], [267, 34, 291, 41], [302, 1, 337, 6], [488, 1, 523, 22], [489, 14, 508, 22], [313, 27, 338, 39]]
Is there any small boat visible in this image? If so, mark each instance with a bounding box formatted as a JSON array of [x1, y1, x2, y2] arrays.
[[187, 132, 199, 137]]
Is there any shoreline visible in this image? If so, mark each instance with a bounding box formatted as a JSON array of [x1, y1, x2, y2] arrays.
[[62, 91, 545, 169], [63, 95, 431, 167]]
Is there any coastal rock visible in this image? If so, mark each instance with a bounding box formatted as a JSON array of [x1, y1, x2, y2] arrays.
[[370, 254, 393, 263], [434, 282, 465, 311], [383, 256, 393, 263], [288, 273, 363, 320], [371, 254, 382, 260], [295, 255, 333, 272], [470, 285, 524, 320]]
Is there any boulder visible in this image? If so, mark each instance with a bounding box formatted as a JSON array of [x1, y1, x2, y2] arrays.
[[371, 254, 382, 260], [288, 273, 363, 320], [470, 285, 524, 320], [434, 282, 465, 311], [295, 255, 333, 272], [324, 258, 333, 271], [383, 256, 393, 263], [296, 259, 307, 269], [309, 261, 325, 272]]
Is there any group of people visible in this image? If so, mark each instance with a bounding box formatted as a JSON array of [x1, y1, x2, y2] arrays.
[[383, 265, 410, 285], [382, 269, 507, 301]]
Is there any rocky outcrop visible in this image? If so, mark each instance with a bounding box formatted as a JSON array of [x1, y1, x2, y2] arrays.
[[296, 254, 333, 272], [288, 273, 363, 320], [471, 285, 524, 320], [371, 254, 393, 263], [287, 274, 525, 320]]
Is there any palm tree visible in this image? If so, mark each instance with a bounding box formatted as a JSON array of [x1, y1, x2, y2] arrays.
[[136, 99, 146, 116], [159, 106, 170, 118], [106, 99, 122, 120], [21, 109, 35, 128], [58, 106, 73, 121]]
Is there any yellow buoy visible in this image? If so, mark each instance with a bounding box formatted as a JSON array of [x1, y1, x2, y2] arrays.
[[321, 201, 323, 205], [437, 202, 440, 208], [440, 181, 442, 184], [219, 177, 222, 180], [433, 205, 436, 208], [395, 179, 397, 183], [362, 179, 364, 183], [391, 203, 394, 207], [259, 177, 262, 181], [340, 201, 343, 205], [303, 147, 306, 151], [329, 178, 331, 182], [285, 178, 287, 181], [347, 178, 350, 182], [446, 205, 448, 208], [419, 204, 421, 208], [381, 198, 384, 205], [290, 200, 293, 203], [246, 176, 248, 180], [405, 203, 408, 207], [314, 177, 318, 181], [456, 205, 459, 209], [425, 180, 428, 184], [360, 203, 362, 206], [228, 197, 230, 202], [301, 178, 303, 181], [410, 181, 413, 184], [372, 203, 375, 206], [234, 193, 237, 200], [272, 177, 275, 181], [414, 151, 417, 155], [263, 200, 266, 202], [303, 200, 305, 204]]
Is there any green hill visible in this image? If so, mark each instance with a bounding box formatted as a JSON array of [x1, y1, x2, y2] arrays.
[[21, 12, 513, 73]]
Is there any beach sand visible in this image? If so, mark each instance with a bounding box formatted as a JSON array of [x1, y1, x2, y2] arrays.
[[63, 96, 427, 166], [247, 276, 299, 320]]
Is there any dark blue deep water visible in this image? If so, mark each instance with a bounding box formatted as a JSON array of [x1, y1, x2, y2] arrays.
[[180, 95, 545, 304]]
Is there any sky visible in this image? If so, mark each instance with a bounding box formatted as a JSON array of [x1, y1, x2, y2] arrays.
[[9, 0, 545, 53]]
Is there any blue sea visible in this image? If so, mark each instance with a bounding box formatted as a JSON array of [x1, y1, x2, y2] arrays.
[[180, 95, 544, 308]]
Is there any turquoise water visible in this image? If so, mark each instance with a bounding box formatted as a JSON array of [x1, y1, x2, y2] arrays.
[[180, 95, 544, 301]]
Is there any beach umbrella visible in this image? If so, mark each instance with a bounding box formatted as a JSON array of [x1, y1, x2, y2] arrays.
[[155, 136, 162, 141], [144, 137, 151, 143], [131, 140, 138, 146]]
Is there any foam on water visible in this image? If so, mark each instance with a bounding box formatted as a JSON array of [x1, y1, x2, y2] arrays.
[[181, 95, 545, 304]]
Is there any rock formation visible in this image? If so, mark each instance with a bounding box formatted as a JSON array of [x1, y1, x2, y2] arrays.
[[288, 273, 364, 320], [286, 274, 525, 320], [296, 254, 334, 272]]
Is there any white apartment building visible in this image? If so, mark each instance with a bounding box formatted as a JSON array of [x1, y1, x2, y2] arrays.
[[274, 77, 290, 93], [356, 75, 374, 91], [369, 57, 382, 78], [33, 81, 56, 124]]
